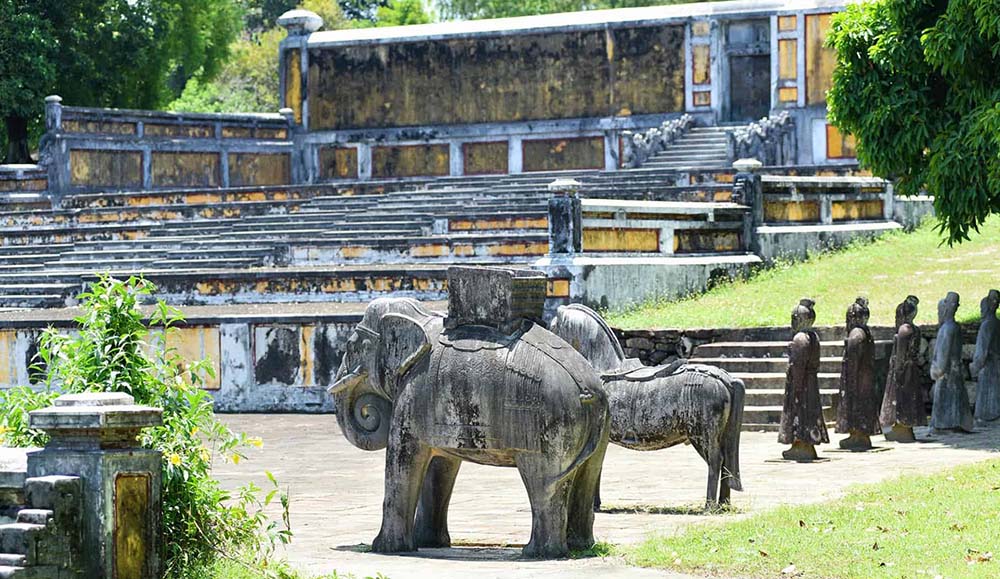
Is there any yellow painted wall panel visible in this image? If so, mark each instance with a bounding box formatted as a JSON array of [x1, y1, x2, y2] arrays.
[[463, 141, 509, 175], [319, 147, 359, 179], [778, 15, 798, 32], [63, 119, 136, 135], [826, 124, 857, 158], [806, 13, 836, 106], [779, 87, 799, 103], [778, 39, 797, 80], [69, 150, 143, 188], [144, 123, 213, 138], [692, 45, 711, 85], [691, 21, 711, 37], [308, 25, 685, 130], [166, 326, 221, 390], [221, 126, 252, 138], [764, 200, 821, 222], [522, 137, 604, 172], [547, 279, 571, 298], [151, 152, 220, 188], [285, 48, 303, 125], [693, 91, 711, 107], [371, 144, 450, 178], [583, 228, 659, 252], [228, 153, 291, 187], [114, 473, 151, 579], [832, 200, 883, 221], [674, 230, 741, 253], [255, 127, 288, 140]]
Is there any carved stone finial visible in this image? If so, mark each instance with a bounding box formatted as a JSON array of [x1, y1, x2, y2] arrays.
[[547, 178, 582, 196], [277, 9, 323, 35], [732, 158, 763, 172]]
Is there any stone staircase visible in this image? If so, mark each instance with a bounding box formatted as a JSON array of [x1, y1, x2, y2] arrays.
[[690, 336, 892, 432], [0, 450, 81, 579], [641, 126, 731, 170]]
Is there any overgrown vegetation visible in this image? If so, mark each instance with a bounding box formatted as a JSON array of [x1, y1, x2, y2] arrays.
[[827, 0, 1000, 244], [608, 217, 1000, 330], [629, 459, 1000, 579], [0, 276, 291, 578]]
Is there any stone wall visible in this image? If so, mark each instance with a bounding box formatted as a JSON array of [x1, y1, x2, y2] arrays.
[[42, 98, 296, 197]]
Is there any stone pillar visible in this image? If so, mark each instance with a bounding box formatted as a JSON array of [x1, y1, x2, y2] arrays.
[[547, 178, 583, 255], [44, 95, 63, 133], [42, 95, 68, 198], [277, 9, 323, 128], [27, 393, 163, 579], [733, 158, 763, 254]]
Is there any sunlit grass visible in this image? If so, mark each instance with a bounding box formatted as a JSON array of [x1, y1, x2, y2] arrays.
[[608, 217, 1000, 329], [629, 460, 1000, 579]]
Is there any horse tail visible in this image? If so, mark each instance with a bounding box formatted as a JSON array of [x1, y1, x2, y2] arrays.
[[722, 377, 745, 492]]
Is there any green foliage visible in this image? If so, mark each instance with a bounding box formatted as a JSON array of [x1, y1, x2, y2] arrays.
[[338, 0, 390, 22], [0, 276, 291, 578], [435, 0, 718, 20], [827, 0, 1000, 244], [630, 459, 1000, 578], [376, 0, 432, 27], [607, 216, 1000, 330], [170, 0, 348, 113]]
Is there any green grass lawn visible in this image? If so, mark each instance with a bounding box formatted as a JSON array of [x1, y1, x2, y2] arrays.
[[608, 217, 1000, 329], [629, 459, 1000, 579]]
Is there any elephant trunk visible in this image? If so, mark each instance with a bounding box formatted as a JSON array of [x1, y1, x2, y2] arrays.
[[332, 367, 392, 451]]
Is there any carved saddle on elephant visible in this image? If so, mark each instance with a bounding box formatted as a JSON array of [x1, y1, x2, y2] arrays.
[[601, 359, 741, 391]]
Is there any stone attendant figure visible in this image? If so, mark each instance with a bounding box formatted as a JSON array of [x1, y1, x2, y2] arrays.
[[930, 292, 975, 433], [835, 297, 879, 450], [880, 296, 925, 442], [970, 290, 1000, 423], [779, 298, 829, 460]]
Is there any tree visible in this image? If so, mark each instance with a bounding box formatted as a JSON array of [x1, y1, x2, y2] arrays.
[[0, 0, 242, 163], [338, 0, 390, 22], [0, 1, 54, 163], [376, 0, 432, 26], [827, 0, 1000, 244], [435, 0, 716, 21]]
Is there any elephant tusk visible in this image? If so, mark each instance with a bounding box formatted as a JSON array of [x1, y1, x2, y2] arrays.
[[328, 366, 365, 394]]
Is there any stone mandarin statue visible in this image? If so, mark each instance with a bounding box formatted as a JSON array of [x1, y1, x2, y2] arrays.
[[970, 289, 1000, 424], [835, 297, 879, 450], [778, 298, 828, 460], [880, 296, 925, 442], [930, 292, 975, 433]]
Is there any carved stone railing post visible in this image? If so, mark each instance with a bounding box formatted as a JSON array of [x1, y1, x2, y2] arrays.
[[547, 178, 583, 255], [733, 158, 763, 254], [27, 393, 163, 579]]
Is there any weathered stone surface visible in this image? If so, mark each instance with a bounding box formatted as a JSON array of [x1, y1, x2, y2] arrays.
[[880, 295, 926, 441], [930, 292, 975, 432], [331, 290, 609, 558], [836, 297, 879, 450], [778, 298, 828, 459], [549, 304, 744, 508], [971, 290, 1000, 423]]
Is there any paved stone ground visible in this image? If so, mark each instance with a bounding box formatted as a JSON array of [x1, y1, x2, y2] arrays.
[[214, 415, 1000, 579]]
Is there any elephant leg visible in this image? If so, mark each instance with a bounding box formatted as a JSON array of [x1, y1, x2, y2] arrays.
[[372, 401, 432, 553], [517, 456, 573, 559], [592, 475, 602, 512], [568, 442, 606, 551], [414, 455, 462, 549]]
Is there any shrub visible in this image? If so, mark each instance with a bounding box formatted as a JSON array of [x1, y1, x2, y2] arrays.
[[0, 275, 291, 578]]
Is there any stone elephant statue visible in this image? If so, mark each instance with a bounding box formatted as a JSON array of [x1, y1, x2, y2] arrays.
[[549, 304, 744, 508], [330, 298, 611, 558]]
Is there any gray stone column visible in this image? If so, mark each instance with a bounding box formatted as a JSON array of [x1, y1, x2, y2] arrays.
[[27, 393, 163, 579], [733, 158, 763, 254], [547, 178, 583, 255]]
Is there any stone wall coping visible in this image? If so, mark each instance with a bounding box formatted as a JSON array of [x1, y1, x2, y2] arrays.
[[761, 175, 887, 186], [580, 199, 745, 212], [54, 393, 134, 407], [60, 105, 287, 125], [307, 0, 849, 48], [29, 405, 163, 431]]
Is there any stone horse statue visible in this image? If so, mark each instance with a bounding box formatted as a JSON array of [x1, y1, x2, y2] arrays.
[[549, 304, 744, 508]]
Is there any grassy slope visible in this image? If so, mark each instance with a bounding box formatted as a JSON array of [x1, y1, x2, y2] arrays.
[[608, 218, 1000, 330], [630, 459, 1000, 579]]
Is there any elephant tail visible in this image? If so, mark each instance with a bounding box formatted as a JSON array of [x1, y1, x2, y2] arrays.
[[722, 377, 744, 492]]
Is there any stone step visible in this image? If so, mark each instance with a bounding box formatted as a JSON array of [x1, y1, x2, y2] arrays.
[[744, 388, 840, 407], [0, 284, 76, 297], [0, 295, 66, 309], [689, 356, 842, 374], [743, 405, 837, 428], [152, 258, 265, 269], [729, 372, 841, 389], [693, 340, 892, 359], [0, 255, 59, 266], [13, 511, 50, 527], [0, 555, 26, 568], [0, 523, 45, 555]]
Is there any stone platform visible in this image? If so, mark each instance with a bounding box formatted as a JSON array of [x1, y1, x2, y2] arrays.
[[213, 415, 1000, 579]]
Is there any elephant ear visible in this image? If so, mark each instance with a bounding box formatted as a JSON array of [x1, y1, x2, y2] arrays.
[[376, 313, 430, 395]]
